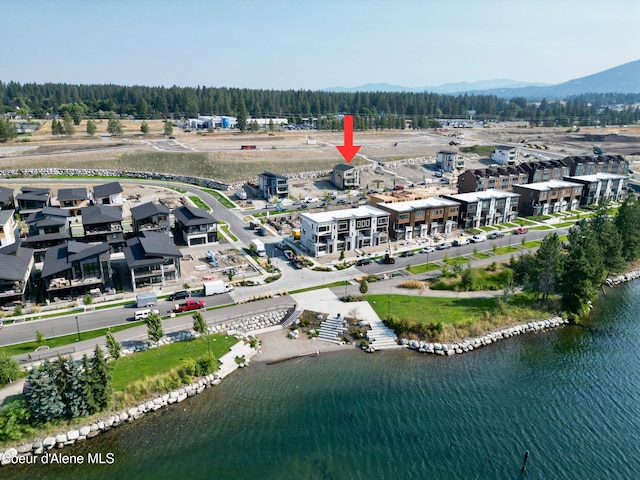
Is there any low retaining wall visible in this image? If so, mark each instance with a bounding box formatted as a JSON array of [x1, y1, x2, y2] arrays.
[[0, 168, 232, 191], [400, 316, 568, 355]]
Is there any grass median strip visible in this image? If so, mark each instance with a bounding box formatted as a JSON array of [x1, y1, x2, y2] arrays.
[[0, 323, 144, 357]]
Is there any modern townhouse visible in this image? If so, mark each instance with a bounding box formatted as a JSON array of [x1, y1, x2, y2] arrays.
[[443, 189, 520, 229], [172, 205, 217, 246], [512, 180, 583, 216], [124, 231, 182, 291]]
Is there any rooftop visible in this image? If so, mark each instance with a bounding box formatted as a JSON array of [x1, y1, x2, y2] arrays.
[[130, 202, 170, 221], [93, 182, 123, 198], [378, 197, 460, 213], [514, 180, 583, 191], [57, 187, 88, 201], [445, 188, 521, 202], [81, 205, 123, 225], [300, 205, 388, 223]]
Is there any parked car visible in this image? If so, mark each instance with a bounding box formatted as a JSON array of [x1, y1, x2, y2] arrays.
[[470, 234, 486, 243], [175, 299, 205, 313], [168, 290, 190, 301], [399, 250, 415, 257], [453, 238, 470, 247], [436, 242, 452, 250], [392, 185, 405, 190], [419, 246, 435, 254], [488, 232, 505, 239], [284, 250, 295, 261], [513, 227, 529, 235], [134, 309, 160, 321], [356, 258, 372, 266]]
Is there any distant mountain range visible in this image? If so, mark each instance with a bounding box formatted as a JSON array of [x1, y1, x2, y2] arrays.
[[324, 59, 640, 99]]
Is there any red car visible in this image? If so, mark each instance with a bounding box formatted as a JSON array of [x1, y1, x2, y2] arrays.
[[513, 227, 529, 235], [175, 299, 205, 312], [392, 185, 405, 190]]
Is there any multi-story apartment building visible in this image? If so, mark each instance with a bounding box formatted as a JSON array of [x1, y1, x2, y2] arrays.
[[567, 173, 628, 206], [374, 197, 461, 240], [458, 166, 528, 193], [562, 154, 628, 176], [512, 180, 583, 216], [519, 159, 570, 184], [172, 205, 217, 246], [491, 146, 519, 165], [299, 205, 390, 257], [443, 189, 520, 229]]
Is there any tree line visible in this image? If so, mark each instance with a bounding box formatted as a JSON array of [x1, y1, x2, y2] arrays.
[[1, 81, 639, 127], [512, 196, 640, 320]]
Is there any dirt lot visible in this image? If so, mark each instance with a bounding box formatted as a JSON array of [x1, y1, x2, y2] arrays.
[[2, 122, 638, 195]]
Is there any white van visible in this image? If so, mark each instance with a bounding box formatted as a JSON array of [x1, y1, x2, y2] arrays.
[[134, 309, 160, 321]]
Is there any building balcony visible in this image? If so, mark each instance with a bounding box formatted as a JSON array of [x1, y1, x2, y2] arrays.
[[47, 276, 103, 291]]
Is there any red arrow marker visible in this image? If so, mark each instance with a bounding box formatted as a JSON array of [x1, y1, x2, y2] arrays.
[[336, 115, 360, 163]]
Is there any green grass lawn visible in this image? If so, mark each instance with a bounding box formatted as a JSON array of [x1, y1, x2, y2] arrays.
[[516, 218, 537, 225], [492, 245, 520, 255], [189, 195, 211, 211], [459, 145, 496, 156], [529, 225, 552, 231], [521, 240, 543, 248], [201, 188, 237, 209], [0, 323, 144, 357], [442, 256, 471, 266], [407, 263, 441, 274], [218, 222, 238, 242], [554, 221, 577, 228], [289, 281, 350, 294], [367, 294, 497, 325], [110, 334, 238, 392], [170, 187, 188, 194], [471, 252, 492, 259]]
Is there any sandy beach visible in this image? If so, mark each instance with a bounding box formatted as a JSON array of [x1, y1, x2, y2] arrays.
[[253, 328, 356, 364]]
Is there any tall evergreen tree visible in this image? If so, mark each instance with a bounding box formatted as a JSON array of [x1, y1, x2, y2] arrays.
[[0, 117, 17, 142], [535, 232, 564, 301], [25, 361, 65, 422], [105, 329, 121, 360], [236, 95, 248, 132], [146, 312, 164, 343], [81, 354, 97, 415], [89, 345, 111, 411], [140, 121, 150, 134], [192, 311, 207, 335], [63, 112, 75, 136]]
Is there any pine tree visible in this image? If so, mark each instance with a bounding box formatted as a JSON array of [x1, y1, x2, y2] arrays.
[[0, 117, 17, 143], [163, 121, 173, 136], [89, 345, 111, 411], [25, 361, 65, 422], [146, 312, 164, 343], [81, 354, 97, 415], [105, 329, 121, 360], [359, 277, 368, 294], [236, 95, 248, 132], [140, 121, 150, 134], [107, 114, 123, 136], [63, 112, 75, 136], [192, 311, 207, 335]]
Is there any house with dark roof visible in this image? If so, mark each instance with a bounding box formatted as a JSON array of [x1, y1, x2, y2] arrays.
[[518, 159, 570, 184], [16, 187, 51, 216], [0, 243, 35, 307], [562, 154, 629, 176], [331, 164, 360, 190], [81, 205, 125, 252], [124, 231, 182, 291], [130, 202, 172, 236], [457, 166, 528, 193], [374, 197, 461, 240], [0, 209, 18, 249], [22, 207, 72, 262], [57, 187, 89, 216], [0, 186, 15, 210], [40, 241, 112, 300], [172, 205, 217, 246], [258, 171, 288, 199], [92, 182, 124, 207]]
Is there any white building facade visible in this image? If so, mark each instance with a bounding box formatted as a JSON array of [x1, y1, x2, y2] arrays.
[[299, 206, 390, 257]]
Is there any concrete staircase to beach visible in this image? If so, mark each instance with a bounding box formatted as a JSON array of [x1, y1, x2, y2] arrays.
[[217, 341, 256, 379], [317, 316, 346, 344], [366, 319, 399, 350]]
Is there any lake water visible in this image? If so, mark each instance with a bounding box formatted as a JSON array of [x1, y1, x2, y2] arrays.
[[6, 281, 640, 479]]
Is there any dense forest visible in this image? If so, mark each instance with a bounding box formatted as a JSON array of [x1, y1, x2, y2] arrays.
[[1, 81, 639, 129]]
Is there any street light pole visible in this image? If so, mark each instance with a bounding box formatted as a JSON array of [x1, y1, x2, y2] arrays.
[[75, 316, 80, 342]]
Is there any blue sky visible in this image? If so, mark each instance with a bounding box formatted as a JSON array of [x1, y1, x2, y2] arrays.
[[2, 0, 638, 90]]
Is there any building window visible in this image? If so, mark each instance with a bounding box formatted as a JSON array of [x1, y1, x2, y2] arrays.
[[356, 219, 371, 228]]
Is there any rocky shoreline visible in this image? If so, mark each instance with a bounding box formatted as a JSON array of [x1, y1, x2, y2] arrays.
[[401, 316, 569, 355], [605, 269, 640, 287]]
